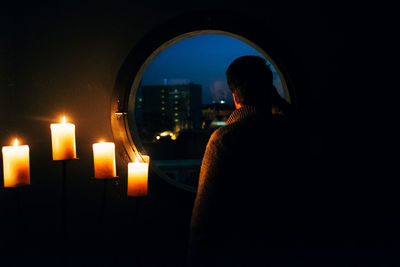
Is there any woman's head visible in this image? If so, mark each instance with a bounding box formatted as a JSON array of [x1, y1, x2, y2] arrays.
[[226, 56, 274, 108]]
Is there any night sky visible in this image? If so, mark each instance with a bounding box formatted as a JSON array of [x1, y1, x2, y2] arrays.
[[140, 34, 284, 105]]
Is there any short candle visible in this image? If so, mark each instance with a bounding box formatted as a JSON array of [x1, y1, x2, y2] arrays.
[[92, 141, 116, 178], [2, 139, 30, 188], [127, 155, 149, 196], [50, 116, 76, 160]]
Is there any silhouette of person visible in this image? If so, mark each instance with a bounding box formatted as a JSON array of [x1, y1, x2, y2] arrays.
[[189, 56, 300, 266]]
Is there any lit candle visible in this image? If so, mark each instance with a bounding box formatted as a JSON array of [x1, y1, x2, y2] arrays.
[[127, 155, 149, 196], [92, 141, 116, 178], [2, 139, 30, 188], [50, 116, 76, 160]]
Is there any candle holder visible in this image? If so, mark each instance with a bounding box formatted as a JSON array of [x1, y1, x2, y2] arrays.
[[53, 158, 78, 240], [1, 184, 30, 238], [1, 183, 30, 190], [1, 184, 30, 213], [90, 176, 119, 223], [126, 192, 150, 239]]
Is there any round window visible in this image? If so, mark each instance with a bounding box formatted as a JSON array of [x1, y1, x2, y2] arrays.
[[112, 30, 292, 192]]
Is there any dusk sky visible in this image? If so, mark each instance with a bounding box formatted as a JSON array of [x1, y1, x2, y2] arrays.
[[140, 34, 284, 105]]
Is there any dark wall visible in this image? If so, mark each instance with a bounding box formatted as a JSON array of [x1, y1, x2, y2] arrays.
[[2, 1, 384, 266]]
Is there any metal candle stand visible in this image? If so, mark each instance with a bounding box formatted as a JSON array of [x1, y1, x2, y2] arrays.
[[54, 158, 78, 240], [1, 184, 30, 240], [90, 176, 119, 223], [1, 146, 150, 242], [2, 184, 29, 216]]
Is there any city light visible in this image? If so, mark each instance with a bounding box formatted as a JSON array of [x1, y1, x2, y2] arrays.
[[155, 131, 178, 141]]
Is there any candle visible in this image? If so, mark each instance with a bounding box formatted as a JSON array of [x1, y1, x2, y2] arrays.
[[2, 139, 30, 188], [50, 116, 76, 160], [92, 141, 116, 178], [127, 155, 149, 196]]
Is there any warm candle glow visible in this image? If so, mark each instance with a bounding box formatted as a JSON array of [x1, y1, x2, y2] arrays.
[[92, 141, 116, 178], [2, 139, 30, 187], [127, 155, 149, 196], [50, 116, 76, 160]]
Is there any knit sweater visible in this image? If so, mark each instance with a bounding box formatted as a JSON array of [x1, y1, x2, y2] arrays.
[[187, 106, 320, 266], [189, 106, 290, 265], [193, 106, 296, 235]]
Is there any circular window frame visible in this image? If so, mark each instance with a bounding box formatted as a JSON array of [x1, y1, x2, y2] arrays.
[[111, 12, 298, 192]]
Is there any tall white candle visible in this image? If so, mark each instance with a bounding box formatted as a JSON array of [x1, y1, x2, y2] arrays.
[[92, 141, 116, 178], [127, 155, 149, 196], [50, 116, 76, 160], [2, 139, 30, 188]]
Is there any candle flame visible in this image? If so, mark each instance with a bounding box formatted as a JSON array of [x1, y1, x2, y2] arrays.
[[100, 140, 104, 143], [13, 138, 19, 146], [61, 116, 67, 124], [135, 158, 139, 163]]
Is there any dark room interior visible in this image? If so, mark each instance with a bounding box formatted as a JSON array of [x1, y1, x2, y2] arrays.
[[0, 1, 396, 266]]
